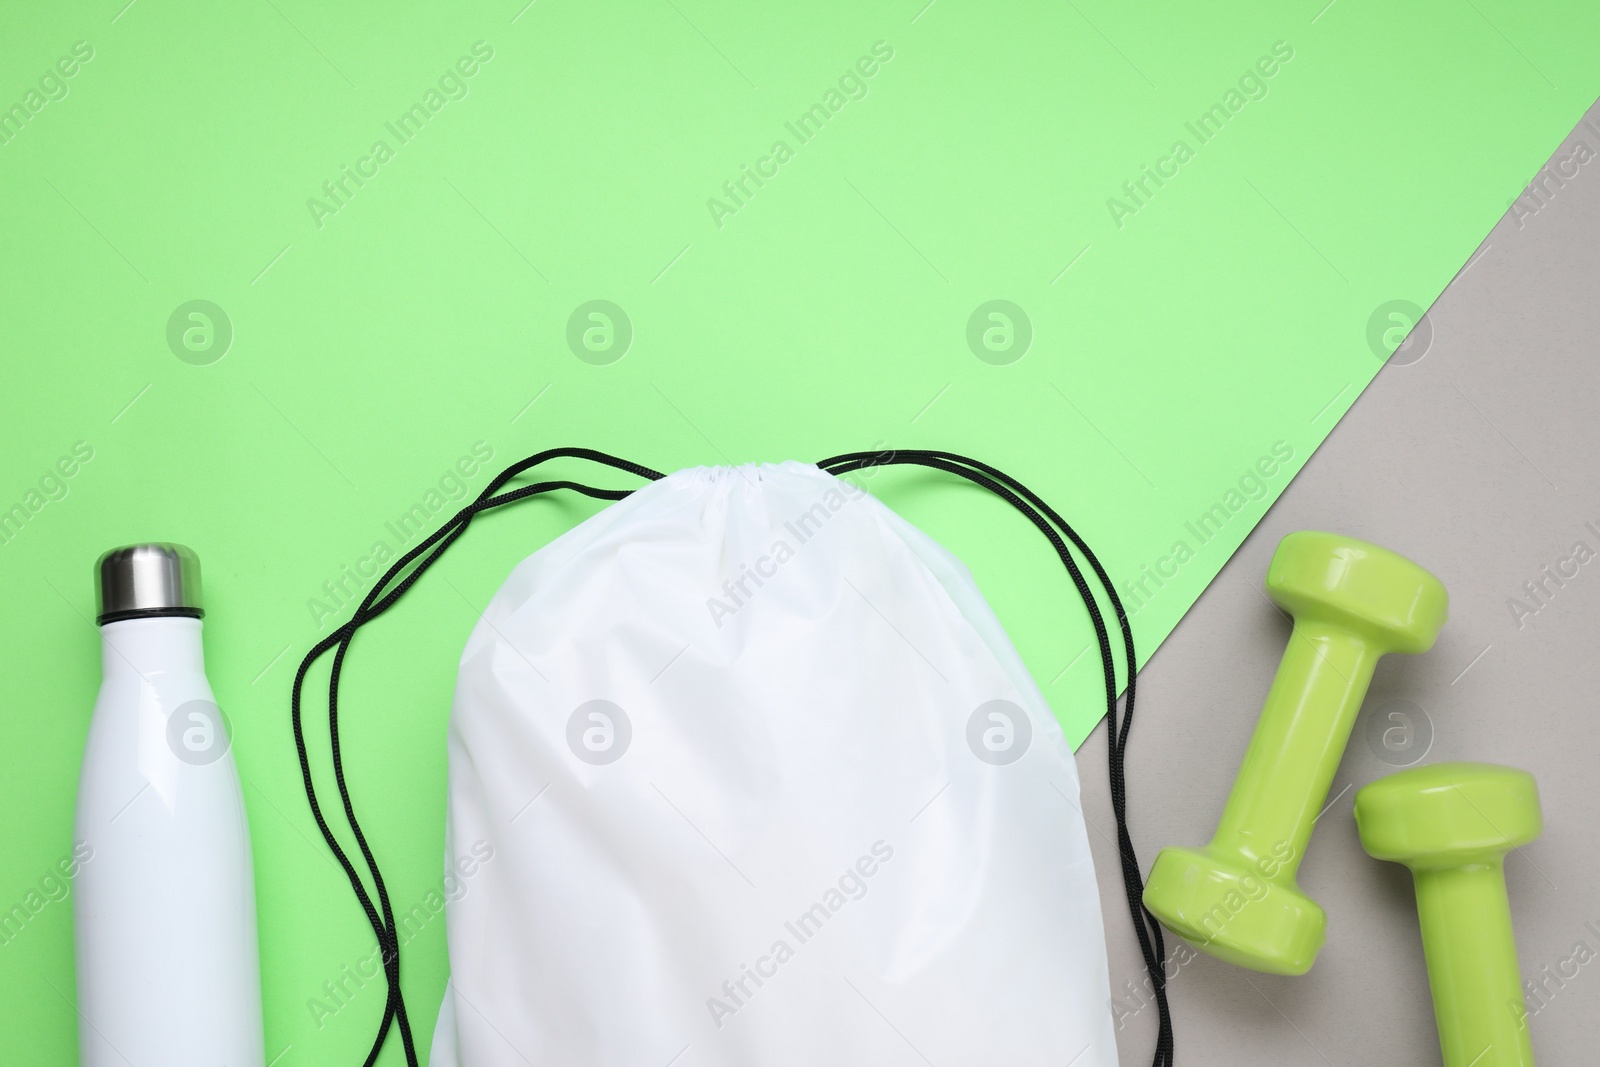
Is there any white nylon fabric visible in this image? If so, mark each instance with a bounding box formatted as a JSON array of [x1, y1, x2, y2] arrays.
[[429, 461, 1118, 1066]]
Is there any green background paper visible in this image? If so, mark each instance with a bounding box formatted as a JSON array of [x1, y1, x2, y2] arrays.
[[2, 0, 1596, 1060]]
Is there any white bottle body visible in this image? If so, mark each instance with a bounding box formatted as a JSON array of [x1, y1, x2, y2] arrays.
[[73, 617, 264, 1067]]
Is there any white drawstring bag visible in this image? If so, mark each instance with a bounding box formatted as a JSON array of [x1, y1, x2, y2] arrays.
[[426, 462, 1115, 1066], [291, 449, 1170, 1067]]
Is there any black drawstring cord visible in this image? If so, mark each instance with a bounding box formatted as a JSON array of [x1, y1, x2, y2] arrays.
[[294, 448, 1169, 1067], [291, 449, 664, 1067], [817, 449, 1174, 1067]]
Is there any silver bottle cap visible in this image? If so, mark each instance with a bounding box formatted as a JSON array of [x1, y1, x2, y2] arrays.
[[95, 543, 204, 625]]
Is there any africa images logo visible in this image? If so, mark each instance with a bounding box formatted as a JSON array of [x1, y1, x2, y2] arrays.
[[705, 41, 895, 229], [705, 842, 895, 1029], [566, 700, 631, 765], [1106, 41, 1295, 229], [305, 42, 495, 229]]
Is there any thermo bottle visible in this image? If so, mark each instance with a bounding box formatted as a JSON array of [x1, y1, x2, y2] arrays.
[[72, 544, 264, 1066]]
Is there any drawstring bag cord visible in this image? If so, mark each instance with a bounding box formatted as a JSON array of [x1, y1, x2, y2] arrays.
[[291, 448, 1171, 1067], [292, 448, 664, 1067], [818, 449, 1172, 1067]]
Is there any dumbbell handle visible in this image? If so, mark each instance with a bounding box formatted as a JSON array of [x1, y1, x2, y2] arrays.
[[1413, 860, 1536, 1067], [1212, 620, 1378, 872]]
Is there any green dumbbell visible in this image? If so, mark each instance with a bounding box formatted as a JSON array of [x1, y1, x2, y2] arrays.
[[1356, 763, 1541, 1067], [1142, 531, 1448, 974]]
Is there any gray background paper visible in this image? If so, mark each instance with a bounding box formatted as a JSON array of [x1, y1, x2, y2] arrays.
[[1088, 97, 1600, 1065]]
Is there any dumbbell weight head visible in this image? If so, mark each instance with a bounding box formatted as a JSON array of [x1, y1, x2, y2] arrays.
[[1355, 762, 1541, 867], [1141, 844, 1328, 974], [1356, 763, 1541, 1067], [1266, 531, 1450, 654]]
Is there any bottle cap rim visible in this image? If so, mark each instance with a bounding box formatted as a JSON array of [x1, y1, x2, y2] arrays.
[[95, 543, 204, 625]]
